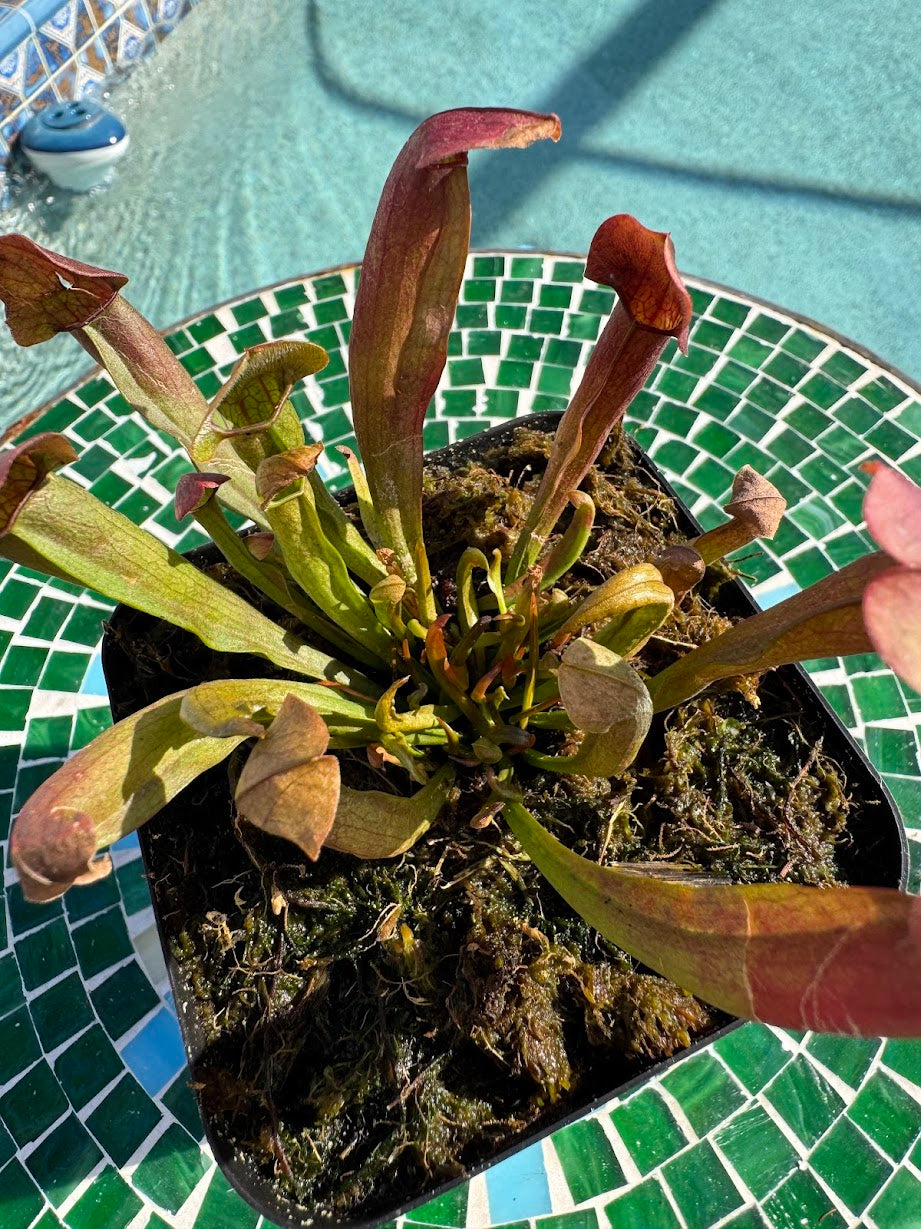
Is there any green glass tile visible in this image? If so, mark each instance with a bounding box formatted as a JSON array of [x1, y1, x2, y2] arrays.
[[441, 390, 476, 415], [662, 1140, 743, 1229], [689, 287, 713, 313], [539, 283, 572, 308], [835, 398, 881, 438], [228, 322, 267, 352], [21, 596, 70, 640], [71, 907, 133, 981], [269, 307, 306, 337], [716, 359, 758, 394], [162, 1072, 202, 1140], [551, 259, 584, 282], [848, 1072, 920, 1161], [744, 314, 786, 344], [543, 338, 580, 368], [653, 439, 697, 474], [65, 1164, 143, 1229], [466, 330, 502, 356], [789, 495, 845, 541], [132, 1122, 209, 1214], [39, 650, 90, 692], [0, 1159, 45, 1229], [851, 673, 908, 724], [449, 358, 485, 386], [801, 373, 845, 409], [72, 706, 110, 750], [0, 1061, 69, 1147], [0, 953, 25, 1020], [782, 329, 824, 362], [566, 311, 600, 340], [762, 353, 806, 385], [723, 1210, 769, 1229], [764, 1056, 844, 1147], [114, 859, 151, 916], [632, 426, 657, 452], [762, 1169, 845, 1229], [768, 427, 815, 467], [655, 401, 696, 436], [423, 421, 449, 451], [76, 376, 112, 407], [72, 408, 112, 443], [501, 279, 534, 304], [455, 304, 489, 329], [410, 1182, 467, 1225], [694, 319, 734, 349], [27, 1114, 103, 1208], [449, 329, 464, 356], [661, 1053, 746, 1136], [91, 961, 159, 1041], [495, 305, 527, 329], [656, 369, 698, 401], [692, 385, 737, 421], [463, 279, 496, 303], [537, 365, 572, 396], [730, 404, 775, 441], [579, 288, 615, 315], [22, 400, 77, 436], [810, 1116, 892, 1214], [869, 1167, 921, 1229], [87, 1073, 161, 1166], [830, 478, 867, 523], [865, 726, 919, 776], [0, 687, 31, 731], [164, 328, 192, 356], [180, 347, 220, 382], [604, 1177, 680, 1229], [274, 284, 309, 310], [0, 1120, 14, 1168], [497, 360, 533, 389], [821, 351, 866, 385], [196, 1165, 259, 1229], [31, 973, 93, 1052], [676, 346, 718, 376], [818, 681, 858, 728], [693, 420, 737, 457], [715, 1105, 799, 1199], [511, 256, 543, 277], [187, 313, 222, 343], [485, 389, 519, 417], [529, 308, 563, 333], [318, 375, 350, 407], [552, 1118, 625, 1203], [16, 918, 76, 991], [826, 527, 873, 566], [456, 418, 496, 439], [746, 378, 791, 414], [312, 273, 347, 299], [534, 1213, 595, 1229], [690, 456, 735, 498], [89, 470, 131, 506], [1, 644, 46, 685], [53, 1025, 121, 1111], [882, 1038, 921, 1086], [468, 256, 502, 278], [896, 399, 921, 437], [609, 1089, 687, 1174], [0, 1006, 41, 1084], [506, 334, 543, 361], [866, 418, 915, 460], [861, 376, 905, 412], [901, 454, 921, 487], [786, 546, 832, 588], [711, 299, 750, 327], [230, 298, 267, 329], [314, 409, 351, 441]]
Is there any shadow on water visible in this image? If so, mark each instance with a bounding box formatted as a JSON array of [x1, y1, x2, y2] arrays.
[[305, 0, 921, 227]]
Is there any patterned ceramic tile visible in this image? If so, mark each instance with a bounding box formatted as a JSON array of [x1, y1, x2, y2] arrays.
[[1, 254, 921, 1229]]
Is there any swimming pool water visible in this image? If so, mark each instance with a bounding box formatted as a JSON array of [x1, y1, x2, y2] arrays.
[[1, 0, 920, 432]]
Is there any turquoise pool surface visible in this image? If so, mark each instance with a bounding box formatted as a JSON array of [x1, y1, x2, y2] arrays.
[[1, 0, 920, 432]]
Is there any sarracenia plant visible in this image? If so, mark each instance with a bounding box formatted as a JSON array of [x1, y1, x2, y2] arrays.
[[2, 107, 921, 1038]]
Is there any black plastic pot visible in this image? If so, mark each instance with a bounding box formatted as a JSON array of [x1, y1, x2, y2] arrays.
[[102, 414, 907, 1229]]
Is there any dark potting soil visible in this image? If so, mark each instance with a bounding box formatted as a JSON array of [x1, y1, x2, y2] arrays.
[[105, 423, 879, 1223]]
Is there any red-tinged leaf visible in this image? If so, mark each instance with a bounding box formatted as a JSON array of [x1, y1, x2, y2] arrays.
[[864, 566, 921, 693], [235, 694, 340, 860], [647, 553, 892, 712], [0, 233, 127, 345], [11, 689, 252, 901], [349, 107, 561, 586], [505, 801, 921, 1036], [325, 765, 454, 859], [864, 462, 921, 567], [508, 216, 692, 577], [0, 432, 76, 533], [174, 472, 229, 521]]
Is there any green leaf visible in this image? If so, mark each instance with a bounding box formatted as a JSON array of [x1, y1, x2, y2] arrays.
[[552, 562, 673, 653], [508, 215, 692, 579], [504, 802, 921, 1036], [326, 765, 455, 858], [178, 677, 378, 744], [10, 689, 250, 901], [526, 640, 652, 777], [647, 553, 891, 712], [0, 438, 368, 687], [235, 694, 341, 861], [349, 107, 561, 602]]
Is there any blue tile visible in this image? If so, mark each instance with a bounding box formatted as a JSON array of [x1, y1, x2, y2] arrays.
[[484, 1139, 553, 1222], [78, 650, 107, 699], [120, 1008, 186, 1095]]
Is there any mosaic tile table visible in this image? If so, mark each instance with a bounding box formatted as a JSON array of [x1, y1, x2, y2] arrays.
[[2, 252, 921, 1229]]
